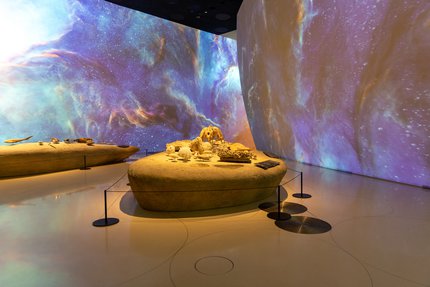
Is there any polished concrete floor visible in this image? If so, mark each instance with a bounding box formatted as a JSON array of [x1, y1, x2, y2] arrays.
[[0, 159, 429, 287]]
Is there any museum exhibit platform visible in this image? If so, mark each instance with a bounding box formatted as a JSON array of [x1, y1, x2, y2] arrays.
[[0, 142, 139, 178], [128, 150, 287, 211]]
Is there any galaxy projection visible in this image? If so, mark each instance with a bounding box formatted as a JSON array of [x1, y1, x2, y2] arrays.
[[238, 0, 429, 186], [0, 0, 254, 150]]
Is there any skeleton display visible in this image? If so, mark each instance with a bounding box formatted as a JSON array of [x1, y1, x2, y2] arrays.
[[165, 126, 256, 162]]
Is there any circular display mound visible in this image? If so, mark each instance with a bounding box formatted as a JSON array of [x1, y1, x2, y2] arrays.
[[128, 151, 287, 211]]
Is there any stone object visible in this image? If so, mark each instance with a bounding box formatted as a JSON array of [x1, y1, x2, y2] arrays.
[[217, 143, 256, 163], [128, 150, 286, 211], [189, 136, 205, 154], [165, 144, 175, 154], [166, 140, 191, 152], [178, 146, 192, 161]]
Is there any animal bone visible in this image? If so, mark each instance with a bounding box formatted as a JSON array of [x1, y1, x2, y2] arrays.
[[4, 136, 33, 143]]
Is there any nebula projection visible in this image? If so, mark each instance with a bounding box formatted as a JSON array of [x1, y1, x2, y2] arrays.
[[0, 0, 253, 150], [238, 0, 429, 186]]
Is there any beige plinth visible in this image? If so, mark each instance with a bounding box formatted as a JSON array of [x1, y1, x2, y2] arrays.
[[0, 143, 139, 178], [128, 151, 287, 211]]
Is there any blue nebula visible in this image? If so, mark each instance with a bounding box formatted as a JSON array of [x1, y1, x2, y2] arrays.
[[0, 0, 252, 150]]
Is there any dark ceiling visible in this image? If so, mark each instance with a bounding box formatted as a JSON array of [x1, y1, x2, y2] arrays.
[[105, 0, 243, 35]]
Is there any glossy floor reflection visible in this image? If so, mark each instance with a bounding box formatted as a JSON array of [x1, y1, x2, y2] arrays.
[[0, 161, 429, 287]]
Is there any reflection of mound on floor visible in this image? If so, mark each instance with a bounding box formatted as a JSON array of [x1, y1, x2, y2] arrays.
[[119, 191, 278, 219]]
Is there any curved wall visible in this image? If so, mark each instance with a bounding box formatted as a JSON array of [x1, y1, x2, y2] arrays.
[[237, 0, 430, 186], [0, 0, 254, 150]]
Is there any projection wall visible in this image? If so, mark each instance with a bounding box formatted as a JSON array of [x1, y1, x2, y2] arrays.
[[238, 0, 429, 187], [0, 0, 254, 150]]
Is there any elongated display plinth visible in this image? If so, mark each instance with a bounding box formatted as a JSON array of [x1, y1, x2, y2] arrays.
[[0, 143, 139, 178]]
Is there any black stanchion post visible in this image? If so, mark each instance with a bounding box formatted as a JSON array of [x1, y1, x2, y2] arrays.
[[267, 185, 291, 221], [301, 171, 303, 195], [92, 189, 120, 227], [80, 155, 91, 170], [293, 171, 312, 199], [103, 188, 108, 224], [277, 185, 281, 219]]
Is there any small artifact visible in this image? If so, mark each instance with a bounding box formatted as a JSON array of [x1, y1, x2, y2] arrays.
[[86, 139, 94, 145], [165, 144, 175, 154], [189, 136, 205, 154], [75, 138, 93, 143], [199, 126, 224, 142], [202, 142, 212, 151], [4, 136, 33, 144], [217, 143, 256, 163], [166, 140, 191, 151], [64, 139, 71, 144], [167, 153, 178, 162], [228, 142, 251, 151], [51, 137, 60, 144], [196, 153, 213, 161], [178, 146, 192, 161], [38, 141, 43, 145]]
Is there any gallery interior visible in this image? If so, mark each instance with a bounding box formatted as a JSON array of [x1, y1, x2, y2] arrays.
[[0, 0, 429, 286]]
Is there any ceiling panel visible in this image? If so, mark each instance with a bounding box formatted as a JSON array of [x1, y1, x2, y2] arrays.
[[105, 0, 243, 35]]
